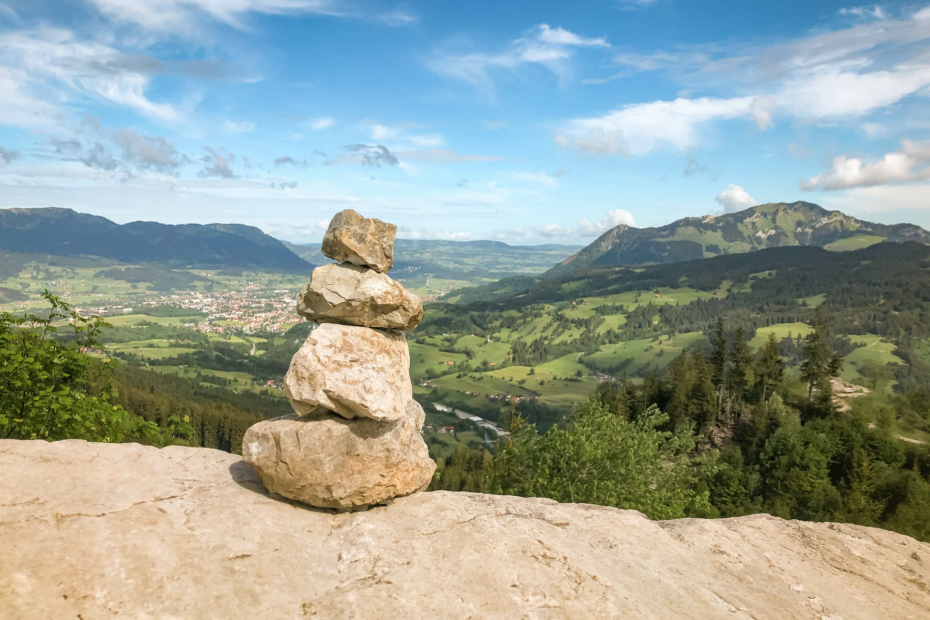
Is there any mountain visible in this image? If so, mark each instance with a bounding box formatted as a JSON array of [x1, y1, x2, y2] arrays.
[[0, 208, 312, 273], [544, 201, 930, 279], [285, 238, 581, 282]]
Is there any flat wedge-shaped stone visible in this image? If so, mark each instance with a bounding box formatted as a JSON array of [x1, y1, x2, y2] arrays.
[[242, 401, 434, 509], [321, 209, 396, 273], [297, 263, 423, 330], [284, 323, 411, 421]]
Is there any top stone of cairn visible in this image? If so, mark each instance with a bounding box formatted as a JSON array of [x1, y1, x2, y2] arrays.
[[322, 209, 396, 273]]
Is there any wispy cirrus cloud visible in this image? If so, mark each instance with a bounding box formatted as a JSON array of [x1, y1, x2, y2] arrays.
[[566, 7, 930, 157], [427, 24, 609, 95], [535, 209, 636, 238]]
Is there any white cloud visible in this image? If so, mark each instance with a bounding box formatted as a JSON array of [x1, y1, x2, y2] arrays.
[[223, 119, 255, 133], [535, 209, 636, 238], [820, 182, 930, 215], [838, 6, 887, 20], [715, 184, 757, 213], [86, 0, 345, 37], [310, 116, 336, 130], [0, 27, 180, 123], [361, 121, 444, 148], [801, 139, 930, 190], [568, 9, 930, 154], [556, 96, 759, 156], [536, 25, 609, 48], [394, 149, 504, 163], [428, 24, 610, 94], [512, 171, 560, 188]]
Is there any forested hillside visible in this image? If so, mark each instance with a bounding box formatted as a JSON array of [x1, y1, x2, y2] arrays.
[[0, 208, 312, 273], [544, 202, 930, 278]]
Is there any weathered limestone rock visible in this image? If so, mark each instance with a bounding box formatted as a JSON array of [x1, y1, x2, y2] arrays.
[[242, 401, 434, 509], [322, 209, 396, 273], [3, 439, 930, 619], [297, 263, 423, 330], [284, 323, 411, 421]]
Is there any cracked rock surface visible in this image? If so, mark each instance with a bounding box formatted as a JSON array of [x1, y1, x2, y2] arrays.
[[2, 439, 929, 619], [321, 209, 396, 273], [283, 322, 412, 421], [242, 401, 435, 509], [297, 263, 423, 330]]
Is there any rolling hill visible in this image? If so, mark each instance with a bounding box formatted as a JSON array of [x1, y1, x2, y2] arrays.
[[544, 201, 930, 279], [0, 208, 312, 273]]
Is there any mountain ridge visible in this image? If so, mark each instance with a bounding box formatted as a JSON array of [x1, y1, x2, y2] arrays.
[[544, 201, 930, 279], [0, 208, 313, 273]]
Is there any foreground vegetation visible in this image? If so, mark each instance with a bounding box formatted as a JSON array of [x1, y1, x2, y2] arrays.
[[433, 313, 930, 542]]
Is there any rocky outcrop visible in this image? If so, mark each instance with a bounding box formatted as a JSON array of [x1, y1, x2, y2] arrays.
[[242, 402, 434, 509], [321, 209, 396, 273], [297, 263, 423, 330], [283, 322, 412, 421], [2, 439, 929, 620]]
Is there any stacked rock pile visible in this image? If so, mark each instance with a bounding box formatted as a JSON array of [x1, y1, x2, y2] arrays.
[[242, 210, 435, 509]]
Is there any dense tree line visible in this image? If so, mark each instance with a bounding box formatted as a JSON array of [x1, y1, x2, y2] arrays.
[[432, 312, 930, 541]]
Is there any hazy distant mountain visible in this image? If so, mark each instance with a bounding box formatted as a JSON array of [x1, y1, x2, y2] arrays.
[[544, 201, 930, 279], [0, 208, 312, 273], [285, 238, 582, 281]]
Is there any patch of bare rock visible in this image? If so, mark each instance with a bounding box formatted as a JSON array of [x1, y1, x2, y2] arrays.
[[2, 439, 929, 619]]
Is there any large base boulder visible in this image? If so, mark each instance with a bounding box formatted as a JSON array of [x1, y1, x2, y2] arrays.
[[284, 323, 412, 421], [241, 401, 435, 509], [322, 209, 396, 273], [297, 263, 423, 330]]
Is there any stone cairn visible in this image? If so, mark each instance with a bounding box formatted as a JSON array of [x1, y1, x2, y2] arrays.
[[242, 209, 435, 509]]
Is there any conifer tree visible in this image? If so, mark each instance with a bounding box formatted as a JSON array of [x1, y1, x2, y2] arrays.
[[800, 310, 843, 417], [753, 333, 784, 403], [710, 317, 727, 388], [727, 326, 752, 402]]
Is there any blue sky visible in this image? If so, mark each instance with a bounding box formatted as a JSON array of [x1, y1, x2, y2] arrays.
[[0, 0, 928, 244]]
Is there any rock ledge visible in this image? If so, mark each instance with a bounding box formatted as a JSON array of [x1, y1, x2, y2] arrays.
[[2, 439, 929, 619]]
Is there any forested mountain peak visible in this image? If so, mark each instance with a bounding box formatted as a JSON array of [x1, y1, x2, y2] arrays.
[[0, 207, 312, 273], [544, 202, 930, 279]]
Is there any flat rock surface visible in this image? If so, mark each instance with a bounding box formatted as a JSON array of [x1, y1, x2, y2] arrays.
[[322, 209, 396, 273], [2, 439, 929, 620], [284, 323, 412, 421], [297, 263, 423, 330], [242, 401, 435, 509]]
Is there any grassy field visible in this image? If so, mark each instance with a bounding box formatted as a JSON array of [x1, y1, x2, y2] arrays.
[[749, 322, 813, 348], [824, 235, 885, 251]]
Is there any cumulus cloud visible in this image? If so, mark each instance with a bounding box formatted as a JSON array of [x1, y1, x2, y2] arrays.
[[555, 96, 760, 156], [49, 123, 187, 175], [801, 140, 930, 190], [198, 147, 237, 179], [715, 184, 757, 213], [0, 145, 20, 166], [427, 24, 610, 94], [535, 209, 637, 238]]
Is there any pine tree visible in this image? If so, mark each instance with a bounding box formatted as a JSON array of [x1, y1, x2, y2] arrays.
[[799, 309, 843, 417], [727, 326, 752, 402], [753, 333, 783, 403], [710, 317, 727, 388]]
